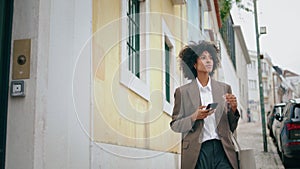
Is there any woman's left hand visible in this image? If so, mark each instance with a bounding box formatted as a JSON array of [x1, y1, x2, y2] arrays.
[[225, 93, 237, 112]]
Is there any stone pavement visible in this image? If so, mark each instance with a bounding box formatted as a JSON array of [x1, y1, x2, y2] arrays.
[[236, 120, 285, 169]]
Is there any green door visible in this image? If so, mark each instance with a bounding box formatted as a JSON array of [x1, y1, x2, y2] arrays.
[[0, 0, 14, 168]]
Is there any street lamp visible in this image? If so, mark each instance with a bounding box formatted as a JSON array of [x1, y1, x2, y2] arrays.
[[253, 0, 268, 152]]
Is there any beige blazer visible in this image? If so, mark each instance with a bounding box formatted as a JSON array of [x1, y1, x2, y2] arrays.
[[170, 79, 240, 169]]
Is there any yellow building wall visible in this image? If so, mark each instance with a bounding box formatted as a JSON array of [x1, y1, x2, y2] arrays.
[[93, 0, 188, 154]]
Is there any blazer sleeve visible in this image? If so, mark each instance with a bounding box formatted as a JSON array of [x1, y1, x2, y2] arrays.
[[227, 85, 240, 133], [170, 88, 195, 133]]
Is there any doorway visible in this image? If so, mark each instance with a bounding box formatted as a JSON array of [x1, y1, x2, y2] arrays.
[[0, 0, 14, 168]]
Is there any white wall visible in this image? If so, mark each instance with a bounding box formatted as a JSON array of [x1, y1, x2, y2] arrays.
[[6, 0, 92, 169], [234, 33, 249, 120], [217, 35, 239, 98], [45, 0, 92, 168], [91, 142, 180, 169]]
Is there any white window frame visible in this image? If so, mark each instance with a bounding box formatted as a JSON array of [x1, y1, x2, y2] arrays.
[[252, 60, 256, 69], [120, 0, 150, 101], [162, 19, 177, 116], [199, 0, 204, 34]]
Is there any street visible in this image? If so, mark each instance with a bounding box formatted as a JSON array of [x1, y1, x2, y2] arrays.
[[237, 120, 286, 169]]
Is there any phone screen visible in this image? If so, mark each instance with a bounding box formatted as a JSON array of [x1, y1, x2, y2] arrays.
[[206, 103, 218, 110]]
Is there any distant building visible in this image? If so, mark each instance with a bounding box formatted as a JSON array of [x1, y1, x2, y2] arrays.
[[247, 51, 278, 122], [283, 70, 300, 99], [247, 50, 260, 122], [274, 68, 300, 103], [261, 53, 275, 115]]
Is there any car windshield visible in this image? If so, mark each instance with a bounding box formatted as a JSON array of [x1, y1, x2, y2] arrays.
[[275, 106, 283, 115], [292, 106, 300, 121]]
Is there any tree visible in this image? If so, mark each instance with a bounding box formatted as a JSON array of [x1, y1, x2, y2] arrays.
[[218, 0, 252, 23]]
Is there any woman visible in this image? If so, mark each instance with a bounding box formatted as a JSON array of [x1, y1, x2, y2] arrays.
[[170, 41, 240, 169]]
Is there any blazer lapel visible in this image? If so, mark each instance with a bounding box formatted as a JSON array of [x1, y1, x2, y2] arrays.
[[187, 80, 201, 109], [211, 79, 225, 127], [186, 79, 227, 126]]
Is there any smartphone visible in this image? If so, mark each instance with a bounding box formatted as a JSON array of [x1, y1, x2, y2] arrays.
[[206, 103, 218, 110]]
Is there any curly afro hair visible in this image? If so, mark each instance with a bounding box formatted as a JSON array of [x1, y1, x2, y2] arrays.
[[179, 41, 220, 79]]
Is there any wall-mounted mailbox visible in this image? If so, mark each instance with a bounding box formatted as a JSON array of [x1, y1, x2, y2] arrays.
[[12, 39, 31, 79]]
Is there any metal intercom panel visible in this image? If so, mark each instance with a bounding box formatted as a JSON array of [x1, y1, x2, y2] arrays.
[[12, 39, 31, 79]]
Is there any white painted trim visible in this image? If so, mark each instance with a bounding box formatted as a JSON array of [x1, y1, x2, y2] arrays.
[[162, 20, 176, 46], [144, 0, 150, 87], [200, 0, 205, 36], [120, 0, 150, 101], [120, 68, 150, 100], [233, 25, 251, 64], [162, 19, 176, 116], [163, 101, 173, 116]]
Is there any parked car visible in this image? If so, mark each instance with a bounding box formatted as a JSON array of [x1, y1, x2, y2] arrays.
[[275, 98, 300, 167], [268, 103, 286, 138], [272, 108, 284, 145]]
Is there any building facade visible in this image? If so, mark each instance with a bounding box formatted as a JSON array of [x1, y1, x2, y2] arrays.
[[247, 51, 274, 122], [261, 53, 274, 114], [218, 16, 250, 121], [284, 70, 300, 99], [92, 0, 187, 168], [232, 25, 251, 121], [1, 0, 250, 169], [273, 68, 300, 103], [247, 50, 260, 122]]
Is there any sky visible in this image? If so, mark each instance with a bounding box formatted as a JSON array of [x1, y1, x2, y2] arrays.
[[231, 0, 300, 75]]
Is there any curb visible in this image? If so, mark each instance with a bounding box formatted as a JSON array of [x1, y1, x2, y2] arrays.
[[267, 135, 285, 169]]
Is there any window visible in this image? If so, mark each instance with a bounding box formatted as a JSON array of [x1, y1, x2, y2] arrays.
[[187, 0, 203, 41], [262, 62, 266, 74], [275, 106, 283, 116], [248, 60, 256, 70], [261, 62, 269, 75], [120, 0, 150, 100], [162, 20, 176, 115], [293, 107, 300, 120], [165, 42, 170, 103], [263, 81, 268, 96], [127, 0, 140, 77], [249, 80, 257, 89], [283, 103, 290, 118], [252, 60, 256, 69], [220, 17, 235, 69]]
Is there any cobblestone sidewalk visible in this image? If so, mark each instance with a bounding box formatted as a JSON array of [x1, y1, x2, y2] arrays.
[[236, 121, 285, 169]]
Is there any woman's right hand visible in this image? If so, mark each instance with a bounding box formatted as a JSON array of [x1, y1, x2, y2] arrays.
[[191, 106, 214, 121]]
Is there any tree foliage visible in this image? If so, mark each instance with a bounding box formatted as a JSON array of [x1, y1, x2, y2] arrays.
[[218, 0, 252, 23]]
